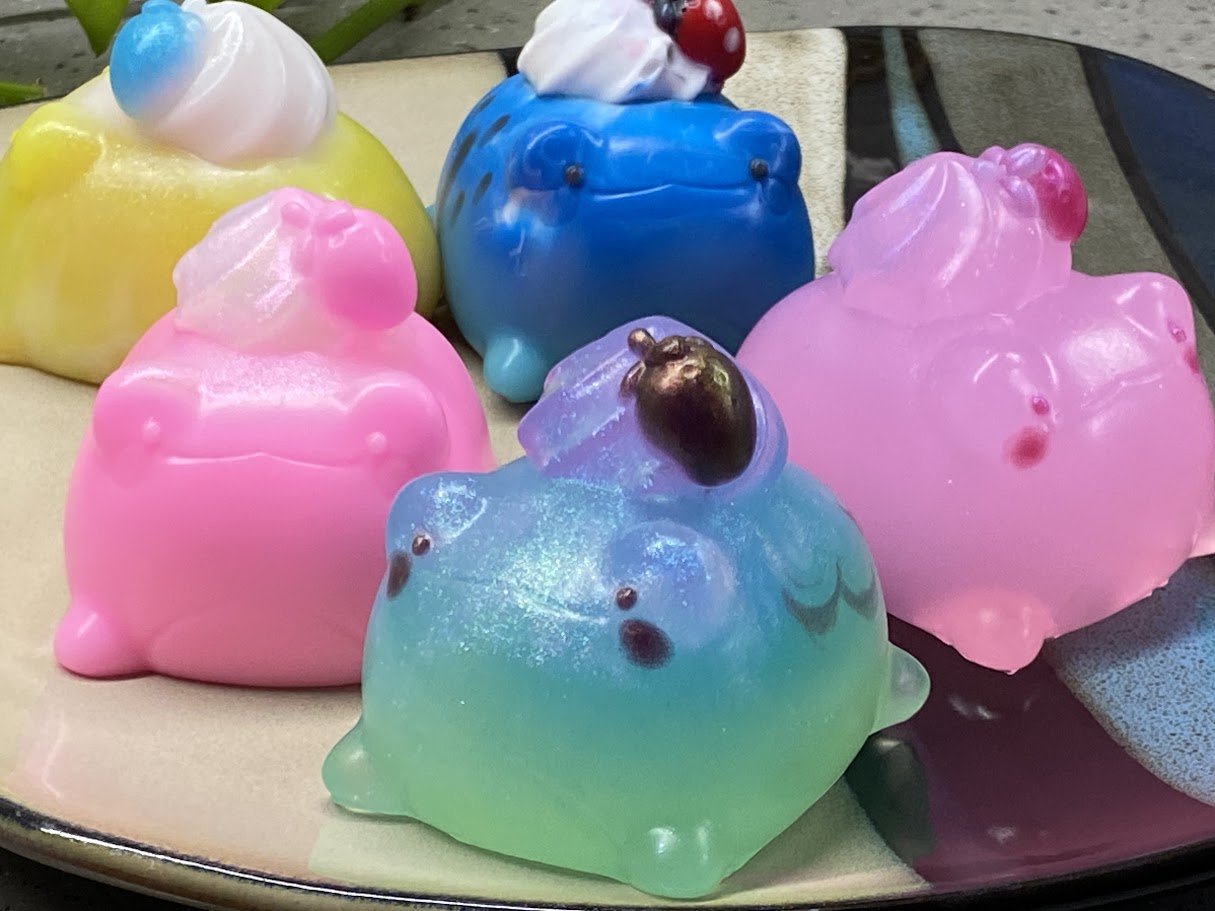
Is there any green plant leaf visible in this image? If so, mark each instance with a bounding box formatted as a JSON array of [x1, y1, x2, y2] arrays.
[[65, 0, 129, 56], [0, 81, 45, 107], [308, 0, 421, 64]]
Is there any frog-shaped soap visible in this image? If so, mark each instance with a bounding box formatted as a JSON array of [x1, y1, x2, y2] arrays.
[[0, 0, 440, 385], [323, 316, 928, 897], [435, 0, 815, 403], [739, 143, 1215, 673], [57, 189, 493, 688]]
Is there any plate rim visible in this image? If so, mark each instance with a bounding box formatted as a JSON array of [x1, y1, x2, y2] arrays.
[[2, 794, 1215, 911]]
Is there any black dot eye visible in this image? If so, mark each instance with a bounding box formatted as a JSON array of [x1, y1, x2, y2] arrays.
[[564, 164, 586, 188], [750, 159, 770, 180], [620, 619, 672, 668], [616, 586, 638, 610], [386, 551, 411, 598], [411, 533, 432, 556]]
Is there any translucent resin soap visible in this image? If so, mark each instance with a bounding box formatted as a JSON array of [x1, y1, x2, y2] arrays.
[[324, 316, 928, 897]]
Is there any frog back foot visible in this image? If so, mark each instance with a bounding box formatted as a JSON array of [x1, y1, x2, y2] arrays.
[[53, 598, 148, 679], [323, 722, 416, 818], [926, 589, 1058, 674], [874, 645, 931, 732]]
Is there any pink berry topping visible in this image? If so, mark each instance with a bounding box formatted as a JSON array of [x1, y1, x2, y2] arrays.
[[1003, 143, 1089, 243], [281, 194, 417, 332]]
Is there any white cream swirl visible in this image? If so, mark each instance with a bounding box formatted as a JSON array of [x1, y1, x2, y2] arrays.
[[116, 0, 337, 166], [173, 189, 330, 352], [517, 0, 712, 103], [172, 188, 415, 353]]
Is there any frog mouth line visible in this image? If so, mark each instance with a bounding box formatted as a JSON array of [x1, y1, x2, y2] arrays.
[[584, 179, 785, 198], [508, 178, 784, 201], [439, 149, 793, 226], [404, 572, 612, 629], [106, 450, 399, 472]]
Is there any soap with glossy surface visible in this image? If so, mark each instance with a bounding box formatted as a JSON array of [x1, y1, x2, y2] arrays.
[[739, 143, 1215, 673], [57, 189, 493, 687], [435, 0, 814, 403], [0, 0, 440, 385], [323, 316, 928, 897]]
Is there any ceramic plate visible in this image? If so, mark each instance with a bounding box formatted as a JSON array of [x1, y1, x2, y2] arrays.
[[1, 25, 1215, 911]]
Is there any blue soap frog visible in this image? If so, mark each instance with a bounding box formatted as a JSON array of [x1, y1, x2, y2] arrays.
[[434, 13, 815, 404]]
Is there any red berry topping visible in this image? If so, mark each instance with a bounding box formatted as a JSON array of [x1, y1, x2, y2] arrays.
[[654, 0, 746, 87], [1006, 144, 1089, 243]]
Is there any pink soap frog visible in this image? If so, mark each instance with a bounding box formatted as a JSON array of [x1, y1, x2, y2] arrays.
[[57, 189, 494, 687], [739, 143, 1215, 673]]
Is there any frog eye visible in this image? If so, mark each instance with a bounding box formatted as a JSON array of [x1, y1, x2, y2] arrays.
[[386, 474, 489, 562], [91, 373, 198, 479], [509, 122, 598, 191], [350, 377, 449, 480], [563, 163, 586, 188], [605, 520, 732, 653]]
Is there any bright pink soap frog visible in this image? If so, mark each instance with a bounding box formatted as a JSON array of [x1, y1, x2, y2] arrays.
[[739, 143, 1215, 673], [57, 188, 494, 687]]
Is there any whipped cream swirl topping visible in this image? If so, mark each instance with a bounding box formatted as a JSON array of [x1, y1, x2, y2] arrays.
[[827, 145, 1082, 326], [173, 188, 415, 354], [107, 0, 337, 167], [517, 0, 713, 103]]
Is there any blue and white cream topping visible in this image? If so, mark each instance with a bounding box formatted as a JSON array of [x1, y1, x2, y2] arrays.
[[105, 0, 337, 166]]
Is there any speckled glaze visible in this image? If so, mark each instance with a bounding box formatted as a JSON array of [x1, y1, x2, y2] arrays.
[[1048, 558, 1215, 807], [324, 316, 928, 898]]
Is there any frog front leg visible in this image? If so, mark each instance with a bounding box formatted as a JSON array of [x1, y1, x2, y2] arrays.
[[617, 820, 732, 899], [482, 334, 550, 403]]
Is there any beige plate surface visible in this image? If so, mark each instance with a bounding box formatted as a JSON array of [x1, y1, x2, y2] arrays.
[[0, 32, 930, 911]]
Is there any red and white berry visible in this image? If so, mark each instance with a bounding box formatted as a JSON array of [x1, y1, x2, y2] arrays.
[[652, 0, 746, 87]]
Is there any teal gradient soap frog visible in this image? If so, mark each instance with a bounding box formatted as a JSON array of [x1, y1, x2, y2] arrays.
[[323, 316, 929, 898]]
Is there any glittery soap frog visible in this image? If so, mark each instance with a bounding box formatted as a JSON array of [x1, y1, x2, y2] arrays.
[[323, 316, 928, 898], [739, 143, 1215, 673], [0, 0, 440, 385], [57, 189, 493, 688], [434, 0, 814, 403]]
